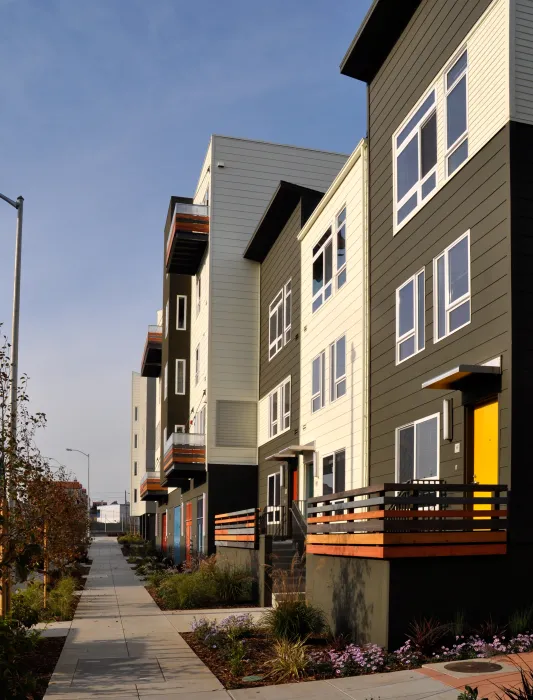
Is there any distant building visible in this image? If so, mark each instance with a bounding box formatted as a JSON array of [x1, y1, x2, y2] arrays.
[[96, 503, 130, 524]]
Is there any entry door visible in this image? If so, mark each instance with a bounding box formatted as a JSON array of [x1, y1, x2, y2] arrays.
[[185, 502, 193, 564], [292, 468, 299, 503], [161, 512, 167, 552], [473, 400, 499, 509], [173, 506, 181, 563]]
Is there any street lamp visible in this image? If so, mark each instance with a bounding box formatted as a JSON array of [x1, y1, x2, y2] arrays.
[[65, 448, 90, 513], [0, 193, 24, 438]]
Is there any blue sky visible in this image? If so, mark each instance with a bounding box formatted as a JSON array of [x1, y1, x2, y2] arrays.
[[0, 0, 371, 502]]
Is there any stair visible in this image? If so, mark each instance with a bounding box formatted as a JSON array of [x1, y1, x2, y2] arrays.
[[271, 538, 306, 597]]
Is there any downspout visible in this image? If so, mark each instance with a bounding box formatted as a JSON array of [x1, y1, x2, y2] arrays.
[[362, 138, 370, 488]]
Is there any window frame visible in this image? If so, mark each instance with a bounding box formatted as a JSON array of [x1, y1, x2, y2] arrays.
[[433, 231, 471, 343], [330, 335, 347, 401], [165, 300, 169, 338], [322, 449, 346, 496], [175, 359, 186, 395], [393, 88, 438, 233], [134, 406, 138, 421], [175, 424, 185, 434], [268, 376, 291, 439], [267, 472, 281, 524], [445, 48, 469, 177], [195, 343, 200, 386], [134, 488, 137, 503], [312, 228, 334, 312], [336, 207, 347, 289], [284, 280, 292, 343], [164, 362, 168, 401], [311, 351, 326, 413], [196, 275, 201, 317], [176, 295, 187, 331], [268, 280, 291, 361], [134, 434, 138, 449], [396, 269, 426, 365], [395, 413, 441, 483], [134, 461, 137, 476]]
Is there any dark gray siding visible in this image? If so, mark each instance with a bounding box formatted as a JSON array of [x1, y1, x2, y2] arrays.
[[258, 203, 302, 509], [367, 0, 511, 487]]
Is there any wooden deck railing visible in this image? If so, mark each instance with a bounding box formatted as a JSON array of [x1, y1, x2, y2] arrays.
[[215, 508, 258, 549], [307, 483, 508, 559]]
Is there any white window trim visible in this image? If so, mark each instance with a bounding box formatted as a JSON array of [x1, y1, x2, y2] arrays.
[[175, 359, 186, 395], [269, 280, 291, 361], [336, 206, 347, 289], [165, 300, 169, 338], [330, 335, 347, 401], [444, 48, 469, 177], [311, 351, 326, 413], [395, 413, 441, 482], [312, 229, 334, 313], [164, 363, 168, 401], [284, 280, 292, 344], [267, 472, 281, 524], [267, 376, 291, 440], [312, 208, 348, 313], [433, 231, 471, 343], [322, 449, 346, 496], [396, 269, 425, 365], [176, 295, 187, 331]]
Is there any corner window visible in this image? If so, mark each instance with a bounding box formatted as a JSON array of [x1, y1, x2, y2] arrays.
[[330, 335, 347, 400], [267, 472, 281, 523], [134, 406, 138, 421], [311, 351, 326, 413], [312, 229, 333, 312], [396, 270, 425, 363], [322, 450, 345, 496], [134, 434, 138, 449], [195, 344, 200, 386], [434, 232, 471, 342], [134, 488, 137, 503], [395, 90, 437, 228], [134, 461, 137, 476], [269, 280, 291, 360], [175, 359, 186, 395], [446, 50, 468, 176], [396, 414, 439, 482], [336, 208, 347, 289], [268, 377, 291, 438], [177, 295, 187, 330]]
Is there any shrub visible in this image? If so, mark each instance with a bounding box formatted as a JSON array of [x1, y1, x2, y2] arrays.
[[213, 566, 252, 604], [458, 687, 487, 700], [146, 569, 174, 589], [509, 608, 533, 637], [158, 572, 217, 609], [227, 638, 247, 676], [310, 642, 387, 677], [190, 614, 256, 647], [0, 619, 40, 699], [261, 600, 326, 641], [407, 617, 448, 656], [496, 667, 533, 699], [10, 592, 40, 628], [48, 576, 77, 620], [265, 638, 309, 682], [117, 534, 145, 545]]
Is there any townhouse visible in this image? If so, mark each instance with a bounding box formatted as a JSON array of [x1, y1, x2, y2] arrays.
[[300, 0, 533, 648]]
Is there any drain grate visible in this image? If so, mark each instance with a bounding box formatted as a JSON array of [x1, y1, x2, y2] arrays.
[[444, 661, 503, 674]]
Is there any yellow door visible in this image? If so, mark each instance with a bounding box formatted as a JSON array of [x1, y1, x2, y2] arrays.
[[473, 400, 499, 512]]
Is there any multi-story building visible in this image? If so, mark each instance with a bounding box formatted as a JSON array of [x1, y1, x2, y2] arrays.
[[152, 135, 348, 561], [301, 0, 533, 648]]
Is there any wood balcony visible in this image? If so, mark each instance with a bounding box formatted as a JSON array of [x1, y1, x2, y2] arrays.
[[140, 473, 167, 501], [162, 432, 206, 486], [165, 203, 209, 275], [141, 325, 162, 378], [307, 483, 508, 559]]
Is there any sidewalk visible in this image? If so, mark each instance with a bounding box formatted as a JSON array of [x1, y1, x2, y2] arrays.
[[44, 537, 529, 700]]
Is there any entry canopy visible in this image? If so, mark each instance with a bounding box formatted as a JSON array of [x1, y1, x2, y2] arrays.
[[422, 364, 501, 391], [265, 445, 315, 462]]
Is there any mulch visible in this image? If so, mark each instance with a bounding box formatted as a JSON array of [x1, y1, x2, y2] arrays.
[[28, 635, 67, 700]]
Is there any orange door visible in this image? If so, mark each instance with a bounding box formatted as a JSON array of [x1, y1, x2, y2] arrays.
[[292, 468, 299, 502], [185, 502, 193, 564], [161, 512, 167, 551]]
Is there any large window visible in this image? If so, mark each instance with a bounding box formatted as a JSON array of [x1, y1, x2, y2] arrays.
[[177, 295, 187, 330], [322, 450, 346, 496], [336, 208, 347, 289], [330, 335, 347, 401], [195, 344, 200, 386], [268, 377, 291, 439], [396, 270, 425, 363], [396, 414, 439, 482], [267, 472, 281, 523], [395, 90, 437, 228], [312, 229, 333, 312], [175, 359, 186, 395], [269, 280, 291, 360], [446, 50, 468, 176], [434, 232, 471, 342], [312, 351, 326, 413]]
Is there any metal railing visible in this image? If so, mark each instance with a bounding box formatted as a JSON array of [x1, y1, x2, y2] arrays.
[[291, 500, 308, 537], [164, 431, 205, 454]]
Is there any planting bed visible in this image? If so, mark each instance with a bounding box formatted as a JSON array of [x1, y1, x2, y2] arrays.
[[27, 635, 66, 700]]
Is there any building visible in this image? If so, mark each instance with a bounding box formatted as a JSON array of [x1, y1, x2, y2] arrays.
[[96, 503, 130, 525], [147, 135, 348, 562], [302, 0, 533, 648]]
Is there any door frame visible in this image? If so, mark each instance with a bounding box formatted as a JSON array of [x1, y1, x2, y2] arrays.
[[465, 395, 499, 484]]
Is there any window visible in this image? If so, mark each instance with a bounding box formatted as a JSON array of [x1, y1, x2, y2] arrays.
[[199, 405, 206, 435], [134, 434, 138, 449], [396, 270, 425, 363], [175, 359, 186, 395], [197, 496, 204, 553], [396, 414, 439, 482], [134, 461, 137, 476], [269, 280, 291, 360], [446, 51, 468, 176], [165, 300, 169, 338], [322, 450, 346, 496], [195, 344, 200, 385], [336, 208, 347, 288], [395, 90, 437, 228], [134, 488, 137, 503], [434, 232, 470, 342], [267, 472, 281, 523], [155, 513, 159, 537], [282, 379, 291, 430], [196, 275, 201, 316], [330, 335, 347, 401], [268, 378, 291, 439], [177, 295, 187, 330], [134, 406, 138, 421], [175, 425, 185, 433], [312, 229, 333, 312], [312, 351, 326, 413], [164, 363, 168, 400]]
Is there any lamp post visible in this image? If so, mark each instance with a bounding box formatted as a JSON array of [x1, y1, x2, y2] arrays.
[[65, 448, 90, 515]]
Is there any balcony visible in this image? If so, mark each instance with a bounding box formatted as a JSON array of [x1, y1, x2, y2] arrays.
[[141, 325, 162, 378], [140, 473, 167, 501], [162, 432, 206, 486], [307, 483, 508, 559], [165, 203, 209, 275]]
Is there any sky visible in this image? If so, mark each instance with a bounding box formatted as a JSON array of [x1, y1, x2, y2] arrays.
[[0, 0, 371, 503]]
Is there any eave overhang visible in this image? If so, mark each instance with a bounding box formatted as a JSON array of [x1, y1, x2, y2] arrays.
[[140, 326, 162, 378], [265, 444, 316, 462], [340, 0, 422, 83], [422, 364, 502, 391]]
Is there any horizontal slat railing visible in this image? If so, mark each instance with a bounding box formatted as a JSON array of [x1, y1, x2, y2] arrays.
[[307, 483, 508, 559], [215, 508, 258, 550]]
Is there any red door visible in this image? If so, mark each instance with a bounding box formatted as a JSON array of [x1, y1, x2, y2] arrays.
[[161, 512, 167, 552], [292, 468, 299, 503], [185, 502, 193, 564]]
